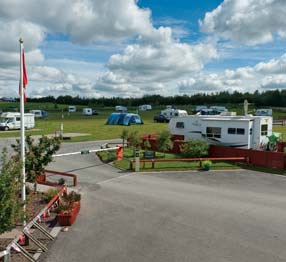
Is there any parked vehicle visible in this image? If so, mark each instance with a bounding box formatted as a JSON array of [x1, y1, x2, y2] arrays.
[[192, 105, 208, 114], [82, 108, 93, 116], [255, 109, 272, 116], [138, 104, 152, 111], [209, 106, 228, 113], [30, 110, 48, 118], [153, 114, 170, 123], [169, 114, 273, 150], [68, 106, 77, 113], [115, 105, 127, 112], [159, 108, 188, 121], [92, 110, 99, 115], [0, 112, 35, 131]]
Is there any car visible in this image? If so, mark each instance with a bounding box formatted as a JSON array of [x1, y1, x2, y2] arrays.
[[92, 110, 99, 115], [153, 114, 169, 123]]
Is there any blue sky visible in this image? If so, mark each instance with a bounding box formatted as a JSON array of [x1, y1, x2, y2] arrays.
[[0, 0, 286, 98]]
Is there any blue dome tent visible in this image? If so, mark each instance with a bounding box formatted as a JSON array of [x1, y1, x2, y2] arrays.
[[106, 113, 143, 126]]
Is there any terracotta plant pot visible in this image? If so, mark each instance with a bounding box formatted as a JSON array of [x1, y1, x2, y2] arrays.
[[37, 173, 46, 182], [57, 201, 80, 226]]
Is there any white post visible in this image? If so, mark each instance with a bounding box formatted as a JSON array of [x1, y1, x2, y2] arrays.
[[19, 38, 26, 226]]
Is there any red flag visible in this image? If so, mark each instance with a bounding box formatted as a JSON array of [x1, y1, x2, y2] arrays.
[[22, 49, 28, 102]]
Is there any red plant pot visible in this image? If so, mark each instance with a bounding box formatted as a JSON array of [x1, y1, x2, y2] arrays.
[[37, 173, 46, 182], [57, 202, 80, 226]]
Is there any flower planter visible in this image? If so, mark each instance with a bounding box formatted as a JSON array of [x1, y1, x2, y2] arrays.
[[57, 201, 80, 226], [36, 173, 46, 183]]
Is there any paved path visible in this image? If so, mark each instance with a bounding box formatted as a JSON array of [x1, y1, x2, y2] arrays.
[[41, 143, 286, 262]]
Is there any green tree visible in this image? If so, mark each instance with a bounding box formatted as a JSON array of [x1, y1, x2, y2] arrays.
[[120, 129, 129, 147], [157, 130, 172, 156], [0, 150, 22, 233], [128, 131, 141, 156], [12, 135, 61, 191], [181, 140, 209, 158]]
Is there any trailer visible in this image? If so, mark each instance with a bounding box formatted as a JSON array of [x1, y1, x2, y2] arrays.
[[255, 109, 272, 116], [160, 108, 188, 121], [68, 106, 77, 113], [115, 105, 127, 112], [30, 110, 48, 118], [169, 115, 273, 150], [139, 104, 152, 111], [82, 108, 92, 116], [0, 112, 35, 131]]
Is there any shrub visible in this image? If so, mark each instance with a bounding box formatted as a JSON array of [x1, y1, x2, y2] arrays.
[[43, 188, 59, 203], [12, 135, 61, 191], [157, 130, 172, 155], [0, 150, 22, 233], [202, 160, 212, 170], [181, 140, 209, 158]]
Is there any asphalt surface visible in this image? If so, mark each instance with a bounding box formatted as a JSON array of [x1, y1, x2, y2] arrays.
[[38, 141, 286, 262]]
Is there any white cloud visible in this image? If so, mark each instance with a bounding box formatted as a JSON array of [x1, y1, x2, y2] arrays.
[[255, 54, 286, 74], [178, 53, 286, 94], [0, 0, 153, 43], [261, 75, 286, 89], [200, 0, 286, 45], [107, 27, 217, 83]]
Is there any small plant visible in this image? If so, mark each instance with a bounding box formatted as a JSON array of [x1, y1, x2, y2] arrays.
[[202, 160, 212, 171], [57, 191, 81, 214], [43, 188, 59, 203]]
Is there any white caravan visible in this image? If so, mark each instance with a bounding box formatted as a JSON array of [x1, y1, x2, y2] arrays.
[[255, 109, 272, 116], [169, 115, 272, 150], [82, 108, 93, 116], [0, 112, 35, 131], [139, 104, 152, 111], [30, 110, 48, 118], [160, 108, 188, 121], [68, 106, 77, 113], [115, 105, 127, 112]]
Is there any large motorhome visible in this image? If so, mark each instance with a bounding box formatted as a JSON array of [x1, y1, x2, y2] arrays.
[[169, 115, 272, 150], [0, 112, 35, 131]]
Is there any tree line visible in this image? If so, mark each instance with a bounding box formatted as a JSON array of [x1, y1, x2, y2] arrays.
[[25, 89, 286, 107]]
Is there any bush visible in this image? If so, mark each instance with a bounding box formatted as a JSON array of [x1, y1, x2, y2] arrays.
[[0, 151, 22, 233], [43, 188, 59, 203], [181, 140, 209, 157], [97, 150, 116, 162], [202, 160, 212, 170]]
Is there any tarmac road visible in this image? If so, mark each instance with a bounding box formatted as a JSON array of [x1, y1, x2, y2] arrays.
[[41, 142, 286, 262]]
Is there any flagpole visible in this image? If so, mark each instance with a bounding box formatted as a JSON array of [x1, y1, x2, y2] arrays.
[[19, 38, 26, 226]]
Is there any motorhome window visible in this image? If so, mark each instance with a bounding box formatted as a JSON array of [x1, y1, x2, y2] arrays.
[[206, 127, 221, 138], [16, 117, 20, 121], [250, 128, 253, 135], [228, 128, 236, 134], [237, 128, 245, 135], [176, 122, 184, 129], [261, 124, 268, 136]]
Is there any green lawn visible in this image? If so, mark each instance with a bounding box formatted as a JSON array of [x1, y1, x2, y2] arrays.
[[98, 148, 239, 172], [1, 102, 286, 142]]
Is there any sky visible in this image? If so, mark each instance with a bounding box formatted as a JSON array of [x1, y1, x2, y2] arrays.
[[0, 0, 286, 98]]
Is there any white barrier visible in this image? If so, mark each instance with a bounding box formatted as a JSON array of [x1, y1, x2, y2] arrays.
[[53, 146, 119, 157]]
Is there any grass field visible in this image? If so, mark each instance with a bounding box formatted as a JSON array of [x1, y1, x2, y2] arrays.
[[97, 148, 239, 172], [0, 102, 286, 142]]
